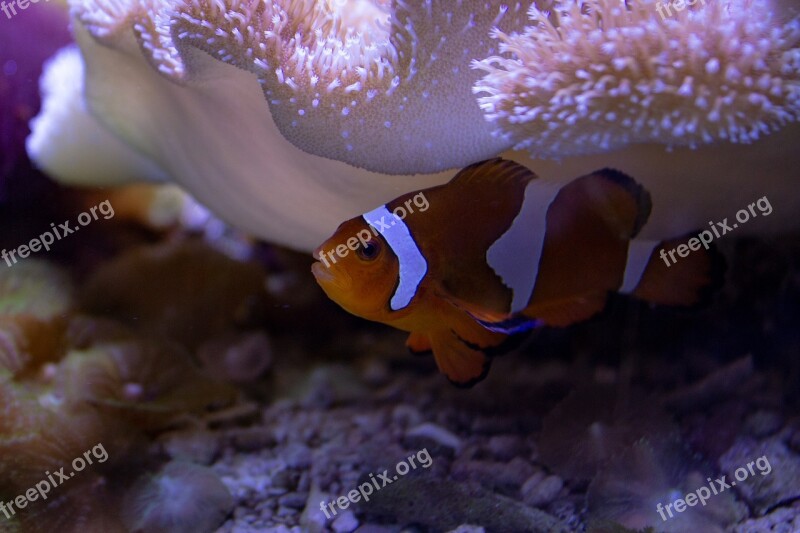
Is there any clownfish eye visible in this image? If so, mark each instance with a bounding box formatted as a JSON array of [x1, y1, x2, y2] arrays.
[[356, 239, 381, 261]]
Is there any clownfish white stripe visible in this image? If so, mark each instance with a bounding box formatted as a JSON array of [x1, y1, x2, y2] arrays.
[[362, 205, 428, 311], [620, 239, 659, 294], [487, 178, 566, 313]]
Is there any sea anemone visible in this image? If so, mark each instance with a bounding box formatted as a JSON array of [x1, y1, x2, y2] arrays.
[[69, 0, 531, 174], [474, 0, 800, 239], [57, 340, 237, 430], [26, 0, 800, 250], [474, 0, 800, 156], [539, 385, 678, 482], [587, 439, 747, 532]]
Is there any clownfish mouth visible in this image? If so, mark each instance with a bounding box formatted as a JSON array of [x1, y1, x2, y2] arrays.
[[311, 261, 352, 293], [311, 261, 334, 283]]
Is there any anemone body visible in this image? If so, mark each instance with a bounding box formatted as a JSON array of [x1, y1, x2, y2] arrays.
[[25, 0, 800, 250]]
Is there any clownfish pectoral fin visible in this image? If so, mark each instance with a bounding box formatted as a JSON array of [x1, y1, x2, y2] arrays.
[[439, 290, 540, 335], [628, 235, 726, 307], [475, 315, 541, 335], [436, 291, 510, 324], [429, 330, 492, 387], [524, 293, 609, 328], [406, 331, 433, 356]]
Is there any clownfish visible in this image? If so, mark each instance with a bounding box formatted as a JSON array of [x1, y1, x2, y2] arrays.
[[312, 159, 722, 386]]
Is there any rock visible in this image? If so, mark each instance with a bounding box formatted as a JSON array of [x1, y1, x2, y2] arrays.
[[471, 415, 517, 434], [299, 488, 329, 533], [278, 492, 308, 509], [276, 506, 298, 518], [743, 410, 784, 438], [446, 526, 486, 533], [365, 477, 568, 532], [352, 413, 387, 436], [361, 359, 391, 387], [719, 437, 800, 514], [485, 435, 528, 462], [450, 457, 537, 494], [284, 443, 313, 469], [353, 526, 398, 533], [404, 423, 462, 456], [790, 427, 800, 454], [521, 474, 563, 507], [391, 405, 425, 428], [730, 501, 800, 533], [331, 510, 360, 533]]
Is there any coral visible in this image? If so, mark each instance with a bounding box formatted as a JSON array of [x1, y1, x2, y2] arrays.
[[0, 261, 71, 379], [81, 184, 190, 230], [197, 331, 273, 385], [79, 241, 269, 350], [0, 261, 73, 320], [0, 377, 135, 533], [57, 340, 237, 430], [0, 251, 243, 532], [121, 461, 233, 533], [0, 315, 67, 378]]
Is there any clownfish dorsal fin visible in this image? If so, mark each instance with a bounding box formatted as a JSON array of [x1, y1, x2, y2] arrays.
[[449, 158, 538, 189], [588, 168, 653, 239]]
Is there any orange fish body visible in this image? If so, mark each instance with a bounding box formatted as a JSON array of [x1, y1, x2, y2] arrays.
[[312, 159, 721, 386]]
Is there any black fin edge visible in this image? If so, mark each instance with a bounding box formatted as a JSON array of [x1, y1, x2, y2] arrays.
[[595, 167, 653, 238]]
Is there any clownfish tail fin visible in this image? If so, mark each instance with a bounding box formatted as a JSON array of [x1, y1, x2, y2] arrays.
[[623, 234, 726, 307]]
